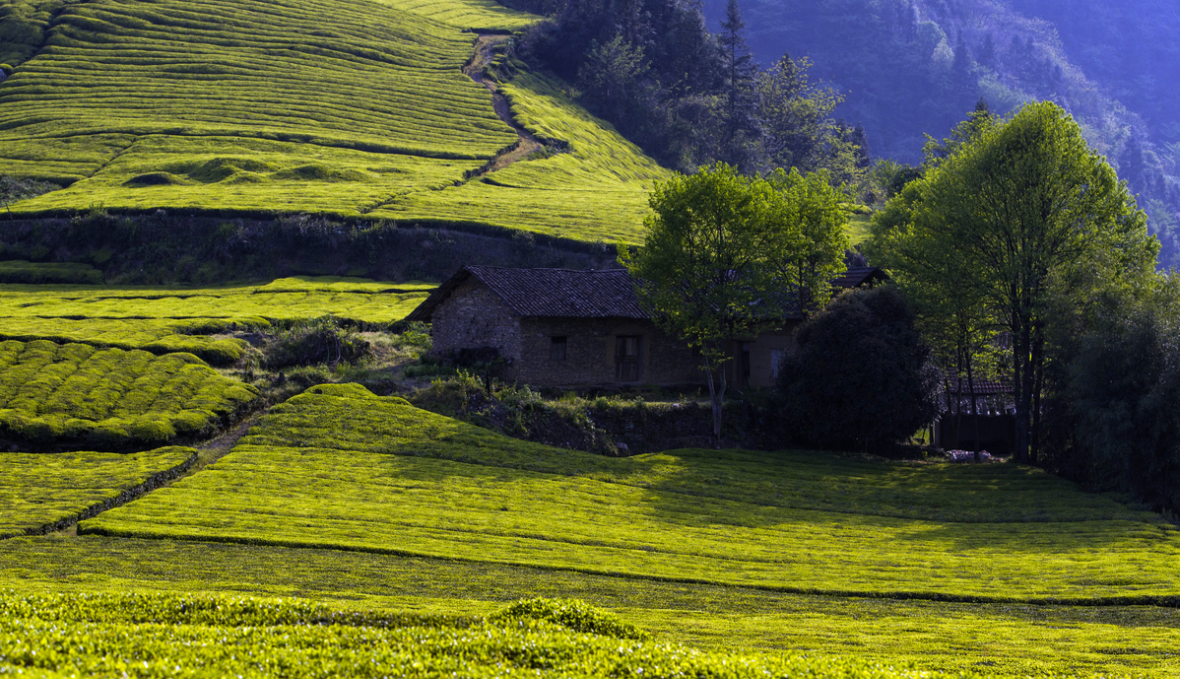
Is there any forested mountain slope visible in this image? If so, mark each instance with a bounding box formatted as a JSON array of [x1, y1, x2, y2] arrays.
[[0, 0, 668, 244], [702, 0, 1180, 266]]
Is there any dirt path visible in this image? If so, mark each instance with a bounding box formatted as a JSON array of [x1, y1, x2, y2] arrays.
[[36, 413, 264, 538], [463, 34, 543, 175]]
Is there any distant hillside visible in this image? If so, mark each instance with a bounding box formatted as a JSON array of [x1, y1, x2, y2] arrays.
[[701, 0, 1180, 267], [0, 0, 668, 244]]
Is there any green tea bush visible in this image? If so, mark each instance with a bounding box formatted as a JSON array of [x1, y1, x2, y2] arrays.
[[82, 384, 1180, 604], [0, 260, 102, 284], [490, 598, 649, 640], [0, 340, 258, 448]]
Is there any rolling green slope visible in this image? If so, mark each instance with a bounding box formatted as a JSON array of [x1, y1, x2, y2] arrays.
[[82, 384, 1180, 603], [0, 0, 671, 243], [0, 447, 194, 537]]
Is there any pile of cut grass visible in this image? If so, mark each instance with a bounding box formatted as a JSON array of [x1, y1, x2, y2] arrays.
[[0, 446, 195, 537], [0, 340, 258, 447], [82, 383, 1180, 603], [0, 590, 994, 678]]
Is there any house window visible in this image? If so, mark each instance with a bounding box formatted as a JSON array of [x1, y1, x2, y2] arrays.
[[615, 336, 641, 381], [550, 336, 567, 360], [770, 349, 785, 380]]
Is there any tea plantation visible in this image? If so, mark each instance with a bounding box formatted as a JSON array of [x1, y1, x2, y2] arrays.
[[0, 340, 257, 446], [0, 0, 667, 243], [0, 276, 435, 363], [0, 446, 195, 537]]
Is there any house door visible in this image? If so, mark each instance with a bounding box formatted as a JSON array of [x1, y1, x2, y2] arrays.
[[615, 336, 641, 381]]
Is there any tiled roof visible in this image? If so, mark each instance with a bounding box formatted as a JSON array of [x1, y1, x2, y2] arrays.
[[407, 265, 889, 322], [406, 266, 647, 321], [831, 266, 889, 289]]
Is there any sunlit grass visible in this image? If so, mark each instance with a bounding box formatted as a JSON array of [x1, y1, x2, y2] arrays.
[[0, 447, 195, 537], [3, 536, 1178, 677], [82, 384, 1180, 603]]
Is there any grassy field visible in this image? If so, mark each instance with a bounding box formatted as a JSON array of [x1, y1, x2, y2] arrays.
[[0, 275, 435, 362], [80, 384, 1180, 604], [0, 447, 195, 537], [0, 0, 517, 209], [0, 340, 257, 447]]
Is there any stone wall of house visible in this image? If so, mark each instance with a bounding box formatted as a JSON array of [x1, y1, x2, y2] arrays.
[[517, 318, 702, 387], [430, 280, 523, 361]]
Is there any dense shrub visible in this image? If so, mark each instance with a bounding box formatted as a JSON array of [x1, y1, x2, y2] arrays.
[[261, 317, 370, 369], [1043, 282, 1180, 516], [777, 287, 941, 452]]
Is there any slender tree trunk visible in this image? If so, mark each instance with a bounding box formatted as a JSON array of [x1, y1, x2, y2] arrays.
[[1030, 321, 1045, 465], [967, 354, 979, 462], [1012, 313, 1030, 464], [953, 349, 963, 450], [704, 355, 727, 448]]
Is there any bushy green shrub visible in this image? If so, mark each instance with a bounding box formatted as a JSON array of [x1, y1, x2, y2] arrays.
[[489, 598, 649, 640], [777, 287, 941, 452], [262, 317, 371, 369]]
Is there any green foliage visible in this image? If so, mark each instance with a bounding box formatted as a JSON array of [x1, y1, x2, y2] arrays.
[[1, 537, 1179, 677], [778, 287, 942, 451], [0, 446, 194, 537], [871, 101, 1159, 462], [490, 598, 648, 640], [758, 54, 844, 173], [1045, 275, 1180, 515], [78, 384, 1180, 603], [0, 260, 102, 284], [0, 589, 1037, 679], [0, 340, 257, 447], [261, 317, 371, 369]]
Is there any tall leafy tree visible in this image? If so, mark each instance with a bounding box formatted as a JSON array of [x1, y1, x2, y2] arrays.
[[873, 101, 1158, 463]]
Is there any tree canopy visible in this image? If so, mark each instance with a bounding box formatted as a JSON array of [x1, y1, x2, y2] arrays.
[[621, 162, 848, 444], [871, 101, 1159, 462]]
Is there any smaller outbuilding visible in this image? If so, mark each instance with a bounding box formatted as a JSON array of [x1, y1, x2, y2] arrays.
[[406, 264, 886, 389]]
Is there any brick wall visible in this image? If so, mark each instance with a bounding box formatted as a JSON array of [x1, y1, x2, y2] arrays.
[[517, 318, 702, 387], [430, 280, 523, 361]]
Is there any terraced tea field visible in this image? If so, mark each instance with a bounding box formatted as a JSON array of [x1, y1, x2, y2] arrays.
[[0, 0, 669, 242], [82, 384, 1180, 603], [0, 591, 981, 679], [0, 276, 435, 362], [0, 340, 257, 446], [0, 446, 195, 537]]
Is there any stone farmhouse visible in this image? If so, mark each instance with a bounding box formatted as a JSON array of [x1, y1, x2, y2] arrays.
[[406, 265, 887, 389]]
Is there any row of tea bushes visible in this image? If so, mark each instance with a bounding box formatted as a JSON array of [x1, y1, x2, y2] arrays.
[[0, 340, 258, 447], [0, 447, 196, 538], [0, 591, 987, 678]]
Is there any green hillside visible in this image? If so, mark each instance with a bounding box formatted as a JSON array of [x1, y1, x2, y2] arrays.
[[0, 446, 194, 537], [0, 0, 668, 243], [83, 384, 1180, 603]]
